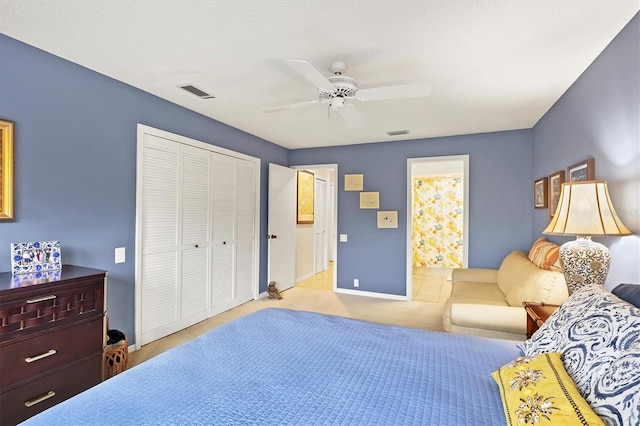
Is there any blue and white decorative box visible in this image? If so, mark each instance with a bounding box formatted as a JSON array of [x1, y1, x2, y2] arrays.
[[10, 241, 62, 274]]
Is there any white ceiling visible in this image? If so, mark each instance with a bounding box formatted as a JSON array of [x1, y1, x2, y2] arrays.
[[1, 1, 638, 149]]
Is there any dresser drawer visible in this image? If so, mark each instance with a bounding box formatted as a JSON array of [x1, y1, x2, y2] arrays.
[[0, 317, 103, 389], [0, 354, 102, 426], [0, 278, 104, 341]]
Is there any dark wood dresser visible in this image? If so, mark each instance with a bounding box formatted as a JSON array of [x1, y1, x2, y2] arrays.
[[0, 265, 106, 425]]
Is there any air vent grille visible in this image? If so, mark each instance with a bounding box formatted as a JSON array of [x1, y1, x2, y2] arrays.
[[180, 85, 215, 99], [386, 130, 409, 136]]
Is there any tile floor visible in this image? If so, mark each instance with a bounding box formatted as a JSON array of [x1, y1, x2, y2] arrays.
[[412, 266, 452, 303], [296, 262, 452, 303]]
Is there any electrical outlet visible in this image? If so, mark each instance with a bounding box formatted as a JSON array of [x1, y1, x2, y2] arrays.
[[354, 278, 359, 287]]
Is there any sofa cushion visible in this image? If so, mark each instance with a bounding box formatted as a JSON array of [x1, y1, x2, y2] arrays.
[[450, 281, 506, 301], [497, 250, 567, 307], [442, 296, 509, 332], [527, 237, 562, 272]]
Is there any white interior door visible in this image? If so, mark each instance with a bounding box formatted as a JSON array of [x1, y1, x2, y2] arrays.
[[314, 177, 327, 273], [268, 163, 297, 291]]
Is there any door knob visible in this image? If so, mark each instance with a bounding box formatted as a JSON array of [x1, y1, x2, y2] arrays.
[[266, 234, 277, 239]]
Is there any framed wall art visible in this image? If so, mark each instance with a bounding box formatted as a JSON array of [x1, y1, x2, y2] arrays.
[[297, 170, 314, 224], [0, 119, 14, 221], [534, 177, 548, 209], [344, 174, 364, 191], [377, 211, 398, 228], [11, 241, 62, 274], [567, 158, 595, 182], [548, 170, 565, 218], [359, 192, 380, 209]]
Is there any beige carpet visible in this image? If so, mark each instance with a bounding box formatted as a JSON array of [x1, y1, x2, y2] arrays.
[[128, 286, 446, 369]]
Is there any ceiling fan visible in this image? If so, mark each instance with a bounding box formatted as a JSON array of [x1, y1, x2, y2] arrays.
[[262, 60, 432, 128]]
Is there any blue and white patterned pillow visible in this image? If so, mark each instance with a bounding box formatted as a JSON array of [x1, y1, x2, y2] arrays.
[[590, 349, 640, 426], [520, 285, 640, 426]]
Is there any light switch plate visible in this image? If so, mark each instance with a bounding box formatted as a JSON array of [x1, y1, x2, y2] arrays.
[[115, 247, 126, 264], [339, 234, 348, 242]]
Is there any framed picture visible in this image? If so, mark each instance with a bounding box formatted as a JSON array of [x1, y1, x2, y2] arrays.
[[344, 174, 363, 191], [296, 170, 314, 224], [359, 192, 380, 209], [377, 211, 398, 228], [548, 170, 565, 218], [534, 177, 548, 209], [0, 119, 14, 221], [567, 158, 595, 182], [11, 241, 62, 275]]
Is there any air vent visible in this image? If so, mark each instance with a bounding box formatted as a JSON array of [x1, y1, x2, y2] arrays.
[[386, 130, 409, 136], [179, 85, 215, 99]]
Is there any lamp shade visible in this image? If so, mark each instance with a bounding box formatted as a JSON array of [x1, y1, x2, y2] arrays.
[[544, 181, 631, 236]]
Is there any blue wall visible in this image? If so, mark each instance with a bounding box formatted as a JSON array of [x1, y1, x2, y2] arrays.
[[0, 34, 288, 343], [1, 11, 638, 345], [532, 13, 639, 288], [289, 130, 534, 295]]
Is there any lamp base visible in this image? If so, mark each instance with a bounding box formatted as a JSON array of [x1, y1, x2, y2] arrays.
[[559, 236, 610, 294]]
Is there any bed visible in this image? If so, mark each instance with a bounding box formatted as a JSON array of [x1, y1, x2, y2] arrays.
[[21, 284, 640, 426]]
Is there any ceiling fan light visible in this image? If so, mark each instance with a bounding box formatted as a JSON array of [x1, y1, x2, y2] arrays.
[[330, 97, 345, 110]]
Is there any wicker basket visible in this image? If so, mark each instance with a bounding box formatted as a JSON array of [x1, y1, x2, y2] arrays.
[[104, 340, 128, 379]]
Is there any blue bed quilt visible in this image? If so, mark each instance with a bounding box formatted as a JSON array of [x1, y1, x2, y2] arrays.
[[22, 308, 521, 425]]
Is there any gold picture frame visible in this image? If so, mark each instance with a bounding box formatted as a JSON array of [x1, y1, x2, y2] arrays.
[[297, 170, 314, 224], [0, 119, 14, 221]]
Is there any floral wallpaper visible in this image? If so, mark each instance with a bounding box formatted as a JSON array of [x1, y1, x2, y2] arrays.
[[412, 174, 464, 268]]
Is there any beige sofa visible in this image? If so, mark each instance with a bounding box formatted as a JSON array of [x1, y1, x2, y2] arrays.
[[442, 250, 568, 340]]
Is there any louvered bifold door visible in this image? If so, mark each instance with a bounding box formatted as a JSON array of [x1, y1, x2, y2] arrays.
[[179, 145, 211, 328], [140, 135, 180, 345], [210, 153, 235, 316], [234, 158, 256, 303]]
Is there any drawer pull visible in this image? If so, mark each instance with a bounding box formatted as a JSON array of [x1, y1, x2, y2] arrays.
[[27, 295, 57, 303], [25, 391, 56, 408], [25, 349, 57, 363]]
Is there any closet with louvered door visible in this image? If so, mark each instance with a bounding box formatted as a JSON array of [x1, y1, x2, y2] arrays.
[[137, 126, 259, 347], [210, 154, 256, 316]]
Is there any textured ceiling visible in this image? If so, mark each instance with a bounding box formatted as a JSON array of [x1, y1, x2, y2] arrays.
[[1, 1, 638, 149]]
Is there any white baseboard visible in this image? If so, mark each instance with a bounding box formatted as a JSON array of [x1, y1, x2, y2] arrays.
[[334, 287, 409, 301], [295, 272, 314, 283]]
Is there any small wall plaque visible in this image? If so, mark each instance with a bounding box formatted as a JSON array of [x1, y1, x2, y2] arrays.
[[377, 211, 398, 228], [359, 192, 380, 209]]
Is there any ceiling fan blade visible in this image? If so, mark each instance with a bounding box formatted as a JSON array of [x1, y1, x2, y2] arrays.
[[261, 99, 321, 113], [355, 83, 433, 102], [286, 60, 336, 91], [337, 104, 365, 128]]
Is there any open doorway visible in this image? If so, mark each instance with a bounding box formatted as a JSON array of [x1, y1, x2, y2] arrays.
[[406, 156, 469, 302], [292, 164, 337, 292]]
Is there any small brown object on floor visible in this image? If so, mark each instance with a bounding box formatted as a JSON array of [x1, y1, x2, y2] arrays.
[[267, 281, 283, 300]]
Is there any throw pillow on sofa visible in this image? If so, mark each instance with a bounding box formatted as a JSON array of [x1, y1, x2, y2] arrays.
[[527, 237, 561, 272]]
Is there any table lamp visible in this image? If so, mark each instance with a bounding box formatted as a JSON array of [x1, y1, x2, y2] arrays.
[[543, 180, 631, 293]]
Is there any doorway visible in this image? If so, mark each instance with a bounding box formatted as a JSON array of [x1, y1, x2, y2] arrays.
[[406, 156, 469, 301], [292, 164, 337, 292]]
